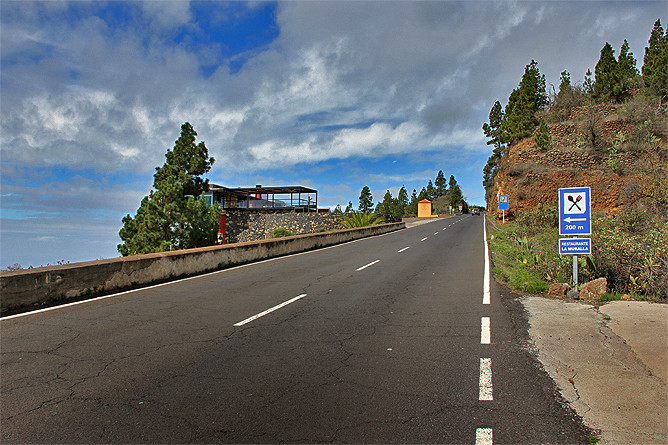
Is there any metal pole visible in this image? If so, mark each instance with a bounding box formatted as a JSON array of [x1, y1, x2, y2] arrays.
[[573, 255, 578, 290], [502, 209, 505, 224]]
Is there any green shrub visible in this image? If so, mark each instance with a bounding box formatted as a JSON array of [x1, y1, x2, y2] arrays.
[[515, 203, 558, 236], [593, 218, 668, 299], [272, 227, 294, 238], [339, 212, 385, 228], [489, 205, 667, 299], [509, 267, 549, 293]]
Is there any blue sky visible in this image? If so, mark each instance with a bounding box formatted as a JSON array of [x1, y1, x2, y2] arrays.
[[1, 1, 665, 268]]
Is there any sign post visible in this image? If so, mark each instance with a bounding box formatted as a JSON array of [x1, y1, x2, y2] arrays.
[[558, 187, 592, 290], [498, 194, 509, 224]]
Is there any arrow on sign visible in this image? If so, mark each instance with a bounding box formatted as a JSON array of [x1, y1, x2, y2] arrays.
[[564, 217, 587, 223]]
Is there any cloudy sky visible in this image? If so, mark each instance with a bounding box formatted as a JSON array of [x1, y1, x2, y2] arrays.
[[1, 1, 665, 268]]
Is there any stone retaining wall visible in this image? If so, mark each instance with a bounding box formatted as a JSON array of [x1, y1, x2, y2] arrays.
[[226, 210, 345, 243], [0, 222, 404, 315]]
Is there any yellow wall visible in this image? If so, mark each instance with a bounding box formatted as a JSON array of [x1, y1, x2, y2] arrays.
[[418, 200, 432, 218]]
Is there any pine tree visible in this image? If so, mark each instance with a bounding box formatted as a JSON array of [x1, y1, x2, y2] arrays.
[[642, 19, 668, 99], [395, 186, 409, 218], [583, 69, 595, 97], [426, 180, 435, 200], [618, 40, 639, 80], [616, 39, 639, 101], [482, 101, 504, 150], [482, 101, 506, 193], [376, 190, 393, 215], [449, 185, 464, 210], [406, 189, 419, 216], [501, 60, 548, 144], [555, 71, 572, 107], [594, 42, 619, 102], [534, 118, 552, 151], [435, 170, 447, 197], [483, 155, 499, 190], [519, 59, 549, 111], [448, 175, 457, 190], [118, 122, 219, 256], [358, 186, 374, 214]]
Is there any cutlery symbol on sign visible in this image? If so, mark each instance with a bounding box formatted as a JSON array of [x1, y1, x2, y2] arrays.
[[568, 194, 582, 211]]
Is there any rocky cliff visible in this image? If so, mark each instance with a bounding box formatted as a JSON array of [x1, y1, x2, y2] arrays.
[[487, 101, 667, 219]]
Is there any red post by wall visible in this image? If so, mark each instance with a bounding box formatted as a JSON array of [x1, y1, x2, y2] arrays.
[[216, 212, 226, 244]]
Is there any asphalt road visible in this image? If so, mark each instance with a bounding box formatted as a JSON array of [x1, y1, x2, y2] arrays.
[[1, 216, 591, 444]]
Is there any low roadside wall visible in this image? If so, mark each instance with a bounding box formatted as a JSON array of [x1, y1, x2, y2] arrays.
[[0, 222, 404, 315]]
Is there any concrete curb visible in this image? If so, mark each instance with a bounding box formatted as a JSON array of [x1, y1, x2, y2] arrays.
[[0, 222, 404, 315]]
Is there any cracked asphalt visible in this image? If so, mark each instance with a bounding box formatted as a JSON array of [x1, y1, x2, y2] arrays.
[[1, 216, 591, 443]]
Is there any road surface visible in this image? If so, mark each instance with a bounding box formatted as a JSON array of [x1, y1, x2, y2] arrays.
[[1, 215, 591, 443]]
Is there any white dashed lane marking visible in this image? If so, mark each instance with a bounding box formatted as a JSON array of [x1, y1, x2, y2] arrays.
[[479, 358, 493, 401], [476, 428, 493, 445], [481, 317, 490, 344], [233, 294, 307, 327], [356, 260, 380, 271]]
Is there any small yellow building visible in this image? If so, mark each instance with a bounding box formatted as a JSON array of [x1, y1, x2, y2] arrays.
[[418, 199, 433, 218]]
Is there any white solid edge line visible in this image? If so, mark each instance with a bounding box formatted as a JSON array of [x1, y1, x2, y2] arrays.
[[483, 217, 491, 305], [2, 229, 402, 321], [356, 259, 380, 271], [481, 317, 491, 344], [475, 428, 493, 445], [479, 358, 493, 401], [233, 294, 307, 327], [397, 247, 410, 253]]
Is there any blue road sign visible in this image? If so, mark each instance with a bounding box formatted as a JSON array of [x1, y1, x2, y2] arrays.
[[559, 187, 591, 235], [499, 194, 509, 210], [559, 238, 592, 255]]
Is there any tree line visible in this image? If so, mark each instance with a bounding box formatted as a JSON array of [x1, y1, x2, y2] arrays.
[[482, 18, 667, 197], [118, 123, 469, 255], [344, 170, 466, 220]]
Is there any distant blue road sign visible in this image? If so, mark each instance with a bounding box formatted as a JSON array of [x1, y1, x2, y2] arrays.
[[559, 238, 592, 255], [499, 194, 509, 210], [559, 187, 591, 235]]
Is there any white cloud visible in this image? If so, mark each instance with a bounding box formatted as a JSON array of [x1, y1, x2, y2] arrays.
[[141, 0, 193, 30], [1, 0, 665, 267]]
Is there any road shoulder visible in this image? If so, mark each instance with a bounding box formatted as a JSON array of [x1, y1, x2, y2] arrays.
[[523, 297, 668, 444]]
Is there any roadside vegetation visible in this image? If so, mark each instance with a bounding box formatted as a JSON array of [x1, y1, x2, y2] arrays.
[[339, 211, 385, 228], [482, 19, 667, 301], [272, 227, 294, 238], [486, 204, 667, 301]]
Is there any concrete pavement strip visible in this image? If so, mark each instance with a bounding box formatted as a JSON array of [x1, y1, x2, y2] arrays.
[[524, 297, 667, 444]]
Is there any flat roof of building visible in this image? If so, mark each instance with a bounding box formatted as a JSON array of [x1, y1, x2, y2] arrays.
[[209, 185, 317, 195]]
